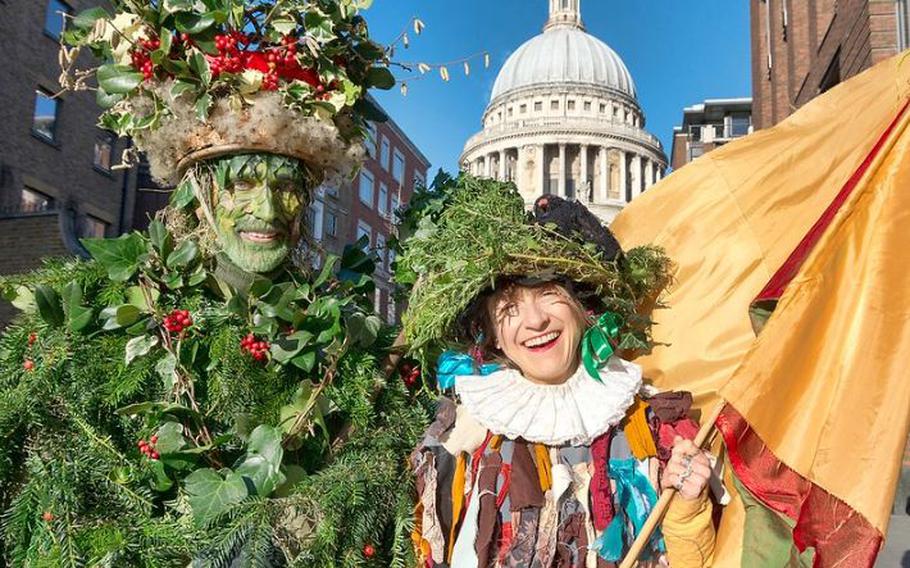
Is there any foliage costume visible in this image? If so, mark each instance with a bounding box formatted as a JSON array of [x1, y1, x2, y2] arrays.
[[0, 1, 428, 566], [396, 176, 717, 567]]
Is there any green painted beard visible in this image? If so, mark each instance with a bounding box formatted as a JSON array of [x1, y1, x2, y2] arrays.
[[208, 154, 309, 274]]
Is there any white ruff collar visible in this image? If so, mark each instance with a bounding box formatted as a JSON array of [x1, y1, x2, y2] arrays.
[[454, 356, 642, 446]]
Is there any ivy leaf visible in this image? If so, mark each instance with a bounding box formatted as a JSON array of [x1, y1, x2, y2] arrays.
[[148, 220, 172, 256], [97, 64, 144, 94], [304, 11, 334, 43], [271, 18, 296, 35], [156, 352, 178, 390], [34, 285, 64, 327], [345, 312, 382, 348], [125, 334, 158, 365], [235, 425, 286, 497], [166, 239, 199, 269], [82, 233, 147, 282], [313, 255, 338, 288], [183, 468, 248, 526], [96, 88, 124, 110], [62, 282, 93, 332], [290, 350, 316, 372], [195, 93, 213, 120], [149, 460, 174, 492], [126, 286, 159, 312], [366, 66, 395, 90], [155, 421, 187, 454]]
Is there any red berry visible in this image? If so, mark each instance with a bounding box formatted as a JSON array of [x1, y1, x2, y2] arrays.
[[363, 543, 375, 558], [28, 332, 37, 346], [137, 440, 147, 449], [23, 359, 34, 371], [150, 435, 158, 445], [42, 511, 54, 522], [150, 451, 159, 460]]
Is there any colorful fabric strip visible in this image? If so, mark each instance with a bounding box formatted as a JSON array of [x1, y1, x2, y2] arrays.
[[581, 312, 622, 382]]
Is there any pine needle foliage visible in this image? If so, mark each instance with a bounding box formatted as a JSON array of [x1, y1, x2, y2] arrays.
[[0, 219, 430, 567]]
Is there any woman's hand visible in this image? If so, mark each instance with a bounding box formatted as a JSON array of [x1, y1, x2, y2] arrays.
[[660, 436, 711, 501]]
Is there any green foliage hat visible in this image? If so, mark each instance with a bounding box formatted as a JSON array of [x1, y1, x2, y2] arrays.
[[59, 0, 394, 184], [396, 173, 672, 358]]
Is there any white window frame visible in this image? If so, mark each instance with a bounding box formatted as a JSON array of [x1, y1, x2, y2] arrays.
[[358, 170, 374, 208], [413, 171, 426, 189], [392, 149, 405, 184], [378, 182, 389, 215], [380, 136, 391, 171], [364, 122, 378, 158], [356, 220, 372, 247], [325, 210, 337, 237], [309, 199, 324, 241]]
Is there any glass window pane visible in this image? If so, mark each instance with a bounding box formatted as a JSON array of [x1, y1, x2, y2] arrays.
[[392, 151, 405, 184], [21, 188, 53, 212], [44, 0, 70, 39], [94, 135, 113, 171], [378, 183, 388, 214], [80, 215, 107, 238], [359, 171, 374, 207], [33, 90, 59, 142]]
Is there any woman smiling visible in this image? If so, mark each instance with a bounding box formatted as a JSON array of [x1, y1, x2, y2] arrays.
[[400, 176, 717, 567]]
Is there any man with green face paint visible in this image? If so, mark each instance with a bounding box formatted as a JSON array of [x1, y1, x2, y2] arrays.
[[209, 153, 309, 275]]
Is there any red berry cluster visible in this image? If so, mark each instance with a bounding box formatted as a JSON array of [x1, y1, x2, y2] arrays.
[[210, 30, 252, 76], [129, 36, 162, 81], [240, 333, 270, 362], [362, 543, 375, 559], [42, 511, 54, 522], [138, 435, 160, 460], [399, 361, 421, 389], [163, 309, 193, 334], [23, 359, 35, 372]]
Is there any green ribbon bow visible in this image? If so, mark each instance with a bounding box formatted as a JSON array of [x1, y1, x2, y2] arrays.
[[581, 311, 622, 382]]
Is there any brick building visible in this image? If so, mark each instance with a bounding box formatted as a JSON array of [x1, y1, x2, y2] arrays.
[[670, 98, 753, 170], [0, 0, 140, 323], [751, 0, 910, 129], [310, 108, 431, 324]]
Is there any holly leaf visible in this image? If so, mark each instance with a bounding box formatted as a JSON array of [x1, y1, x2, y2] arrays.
[[183, 468, 248, 526], [62, 282, 93, 332], [175, 12, 216, 34], [166, 239, 199, 269], [97, 64, 144, 94], [72, 6, 108, 30], [235, 425, 286, 496], [155, 352, 178, 390], [290, 350, 316, 372], [366, 66, 395, 90], [82, 234, 147, 282], [34, 285, 64, 327], [125, 334, 159, 365]]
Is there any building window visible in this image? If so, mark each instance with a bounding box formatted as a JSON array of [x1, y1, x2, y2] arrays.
[[583, 101, 591, 111], [414, 170, 425, 188], [376, 234, 387, 270], [79, 215, 108, 239], [44, 0, 71, 40], [534, 101, 543, 112], [309, 200, 324, 241], [21, 188, 53, 212], [325, 211, 337, 237], [520, 104, 527, 114], [356, 220, 372, 247], [359, 170, 374, 207], [32, 89, 59, 143], [378, 182, 389, 215], [364, 122, 377, 158], [391, 193, 400, 215], [392, 150, 405, 184], [386, 295, 396, 324], [600, 103, 607, 113], [94, 134, 114, 172], [374, 288, 382, 314], [551, 100, 559, 110], [380, 136, 391, 171], [729, 114, 751, 137], [508, 107, 513, 117], [567, 100, 576, 111]]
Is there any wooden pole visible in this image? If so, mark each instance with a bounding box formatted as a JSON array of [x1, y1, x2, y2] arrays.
[[618, 400, 727, 568]]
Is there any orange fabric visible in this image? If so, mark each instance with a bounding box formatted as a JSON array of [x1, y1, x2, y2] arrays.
[[612, 49, 910, 536], [533, 443, 552, 492], [622, 398, 657, 460], [447, 452, 467, 562]]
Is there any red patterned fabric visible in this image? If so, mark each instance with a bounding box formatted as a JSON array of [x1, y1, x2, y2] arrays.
[[716, 405, 882, 567], [590, 430, 614, 531]]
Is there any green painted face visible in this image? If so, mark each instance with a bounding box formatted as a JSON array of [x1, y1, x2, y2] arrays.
[[210, 154, 309, 273]]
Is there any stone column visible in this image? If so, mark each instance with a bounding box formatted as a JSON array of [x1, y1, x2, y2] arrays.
[[558, 143, 567, 197], [485, 154, 492, 178], [630, 154, 642, 198], [644, 159, 653, 190], [580, 144, 589, 201], [618, 150, 628, 202], [657, 166, 663, 182], [499, 150, 506, 181], [537, 144, 546, 196], [599, 147, 608, 203]]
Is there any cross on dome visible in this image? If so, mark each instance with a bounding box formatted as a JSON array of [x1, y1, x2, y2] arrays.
[[545, 0, 585, 32]]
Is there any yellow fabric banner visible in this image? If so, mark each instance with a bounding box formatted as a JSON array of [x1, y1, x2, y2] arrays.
[[612, 51, 910, 535]]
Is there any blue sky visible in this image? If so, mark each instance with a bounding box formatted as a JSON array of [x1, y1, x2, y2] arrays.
[[362, 1, 752, 174]]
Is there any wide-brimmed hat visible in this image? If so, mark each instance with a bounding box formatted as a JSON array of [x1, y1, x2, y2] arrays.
[[396, 174, 672, 360]]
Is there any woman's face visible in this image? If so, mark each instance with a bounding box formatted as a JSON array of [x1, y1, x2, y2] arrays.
[[486, 283, 586, 385]]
